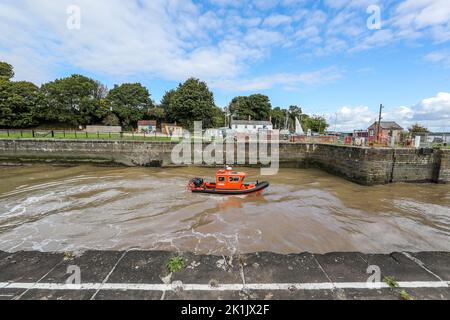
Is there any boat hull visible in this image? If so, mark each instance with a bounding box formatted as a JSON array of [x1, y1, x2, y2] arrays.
[[191, 182, 269, 195]]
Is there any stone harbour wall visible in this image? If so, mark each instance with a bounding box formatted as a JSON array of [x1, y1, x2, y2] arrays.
[[0, 139, 448, 185]]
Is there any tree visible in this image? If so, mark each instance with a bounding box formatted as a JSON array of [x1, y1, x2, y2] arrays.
[[0, 80, 40, 128], [304, 115, 329, 133], [211, 106, 225, 128], [270, 107, 286, 129], [148, 106, 166, 125], [228, 94, 272, 121], [39, 75, 105, 126], [408, 123, 429, 134], [107, 83, 153, 129], [288, 105, 303, 132], [102, 113, 120, 126], [160, 89, 176, 117], [167, 78, 216, 129], [0, 62, 14, 81]]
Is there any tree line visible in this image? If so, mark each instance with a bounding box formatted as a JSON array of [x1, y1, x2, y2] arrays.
[[0, 61, 329, 132]]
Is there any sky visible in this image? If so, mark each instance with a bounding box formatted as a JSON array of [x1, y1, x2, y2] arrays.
[[0, 0, 449, 131]]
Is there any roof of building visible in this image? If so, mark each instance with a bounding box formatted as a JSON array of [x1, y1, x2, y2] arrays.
[[369, 121, 403, 130], [231, 120, 273, 126], [138, 120, 157, 125]]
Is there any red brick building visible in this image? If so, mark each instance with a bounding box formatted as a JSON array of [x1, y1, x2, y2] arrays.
[[368, 121, 403, 144]]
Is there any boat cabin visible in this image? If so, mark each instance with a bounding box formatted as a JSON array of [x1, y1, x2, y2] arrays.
[[215, 168, 247, 190]]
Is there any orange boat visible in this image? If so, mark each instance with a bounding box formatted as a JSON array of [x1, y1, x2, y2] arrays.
[[188, 167, 269, 195]]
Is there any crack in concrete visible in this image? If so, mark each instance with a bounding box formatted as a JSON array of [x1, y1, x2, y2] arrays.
[[13, 259, 64, 300], [89, 251, 128, 300], [402, 252, 444, 282]]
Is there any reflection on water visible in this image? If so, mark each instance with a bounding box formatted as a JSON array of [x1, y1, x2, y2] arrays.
[[0, 165, 448, 254]]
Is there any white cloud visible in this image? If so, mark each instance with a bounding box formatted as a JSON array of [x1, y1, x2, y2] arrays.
[[263, 14, 292, 27], [0, 0, 292, 85], [425, 49, 450, 68], [392, 0, 450, 43], [350, 29, 395, 52], [211, 67, 343, 91], [330, 92, 450, 132], [328, 105, 377, 132]]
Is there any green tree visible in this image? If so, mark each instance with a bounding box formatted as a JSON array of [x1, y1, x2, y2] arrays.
[[211, 106, 225, 127], [270, 107, 286, 129], [408, 123, 429, 134], [0, 62, 14, 81], [160, 89, 176, 117], [148, 106, 166, 125], [107, 83, 153, 129], [167, 78, 216, 129], [288, 105, 303, 132], [228, 94, 272, 121], [304, 115, 329, 133], [39, 75, 105, 126], [0, 79, 40, 128], [102, 113, 120, 126]]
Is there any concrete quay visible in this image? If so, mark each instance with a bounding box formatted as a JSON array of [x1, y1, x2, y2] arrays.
[[0, 250, 448, 300]]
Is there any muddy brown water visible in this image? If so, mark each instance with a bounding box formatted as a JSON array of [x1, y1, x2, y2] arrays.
[[0, 165, 448, 254]]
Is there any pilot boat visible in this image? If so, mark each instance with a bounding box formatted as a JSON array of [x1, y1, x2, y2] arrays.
[[188, 167, 269, 195]]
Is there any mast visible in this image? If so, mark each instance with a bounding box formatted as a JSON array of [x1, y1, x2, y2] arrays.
[[376, 104, 384, 143]]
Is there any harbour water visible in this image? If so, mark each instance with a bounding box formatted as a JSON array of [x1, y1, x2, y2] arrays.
[[0, 165, 448, 254]]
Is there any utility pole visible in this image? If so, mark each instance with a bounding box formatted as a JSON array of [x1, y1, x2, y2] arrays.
[[334, 112, 338, 133], [377, 104, 384, 143]]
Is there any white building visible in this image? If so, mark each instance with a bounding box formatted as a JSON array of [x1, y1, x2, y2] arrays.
[[230, 120, 273, 134]]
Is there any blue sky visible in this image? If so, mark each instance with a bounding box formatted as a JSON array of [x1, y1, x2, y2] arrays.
[[1, 0, 449, 131]]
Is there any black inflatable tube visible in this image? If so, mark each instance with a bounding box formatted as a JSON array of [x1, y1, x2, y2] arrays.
[[191, 182, 269, 195]]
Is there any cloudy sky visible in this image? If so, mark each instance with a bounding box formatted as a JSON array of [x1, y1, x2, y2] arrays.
[[1, 0, 449, 131]]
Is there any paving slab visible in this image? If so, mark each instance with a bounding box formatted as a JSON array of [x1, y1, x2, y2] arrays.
[[366, 252, 439, 282], [238, 288, 334, 300], [106, 251, 173, 284], [94, 290, 162, 300], [405, 287, 450, 300], [18, 289, 97, 300], [338, 288, 400, 300], [0, 289, 24, 300], [409, 252, 450, 280], [0, 251, 64, 283], [241, 252, 329, 284], [313, 252, 369, 282], [40, 251, 124, 284], [171, 253, 242, 285], [164, 290, 242, 300]]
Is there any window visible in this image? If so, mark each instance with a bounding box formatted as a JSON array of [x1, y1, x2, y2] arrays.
[[369, 130, 374, 137], [218, 177, 225, 182], [254, 125, 257, 129], [229, 177, 240, 183]]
